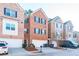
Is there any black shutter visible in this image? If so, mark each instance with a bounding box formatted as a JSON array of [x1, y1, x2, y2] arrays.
[[45, 20, 46, 24], [41, 29, 42, 34], [4, 8, 6, 15], [15, 11, 17, 18], [34, 16, 36, 22], [34, 28, 35, 33]]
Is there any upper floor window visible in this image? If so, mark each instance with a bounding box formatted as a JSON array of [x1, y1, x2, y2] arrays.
[[56, 23, 62, 29], [4, 8, 17, 18], [34, 28, 40, 34], [56, 23, 58, 28], [34, 16, 40, 23], [41, 18, 46, 24], [69, 34, 71, 37], [68, 26, 72, 31], [34, 16, 46, 25], [56, 32, 61, 38], [41, 29, 46, 35], [60, 24, 62, 28], [24, 18, 29, 24]]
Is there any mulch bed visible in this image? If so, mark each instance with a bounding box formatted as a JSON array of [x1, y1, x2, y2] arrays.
[[26, 47, 38, 51]]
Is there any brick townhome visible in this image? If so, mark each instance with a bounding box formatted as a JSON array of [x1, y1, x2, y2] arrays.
[[24, 8, 48, 47], [0, 3, 24, 48], [48, 16, 63, 47], [73, 31, 79, 43], [63, 20, 73, 40], [63, 21, 79, 45]]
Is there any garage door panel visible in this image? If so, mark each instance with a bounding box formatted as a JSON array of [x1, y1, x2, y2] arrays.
[[0, 38, 23, 48]]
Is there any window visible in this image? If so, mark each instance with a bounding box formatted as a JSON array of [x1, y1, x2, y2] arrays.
[[60, 24, 62, 28], [34, 16, 46, 24], [41, 18, 46, 24], [56, 32, 58, 37], [34, 16, 40, 23], [4, 8, 10, 16], [68, 26, 72, 31], [38, 29, 40, 34], [6, 23, 10, 30], [38, 17, 40, 23], [4, 8, 17, 18], [41, 29, 46, 35], [69, 34, 71, 37], [56, 23, 58, 28], [44, 30, 46, 34], [11, 24, 15, 30], [56, 32, 61, 38], [24, 29, 29, 33], [42, 30, 44, 34], [34, 28, 40, 34], [68, 26, 70, 30], [24, 18, 29, 24], [10, 10, 17, 18], [0, 43, 6, 47], [70, 27, 72, 31], [6, 23, 15, 31]]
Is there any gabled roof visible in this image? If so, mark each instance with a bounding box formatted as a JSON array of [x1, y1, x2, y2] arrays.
[[64, 20, 73, 27], [48, 16, 62, 23], [30, 8, 48, 19], [73, 31, 79, 35], [17, 3, 24, 12], [48, 18, 53, 22], [64, 20, 73, 25], [73, 31, 79, 33]]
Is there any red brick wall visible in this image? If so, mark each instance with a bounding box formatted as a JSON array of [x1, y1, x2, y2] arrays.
[[0, 3, 24, 39], [30, 10, 48, 41], [24, 9, 48, 43]]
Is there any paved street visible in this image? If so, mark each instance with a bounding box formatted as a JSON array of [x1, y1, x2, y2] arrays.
[[2, 47, 79, 56], [5, 48, 32, 56], [38, 48, 79, 56]]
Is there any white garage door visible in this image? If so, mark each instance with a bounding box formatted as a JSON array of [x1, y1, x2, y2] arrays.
[[0, 38, 23, 48], [32, 40, 47, 47], [52, 41, 57, 47]]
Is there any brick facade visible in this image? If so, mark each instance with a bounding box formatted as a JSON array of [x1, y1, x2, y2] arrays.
[[0, 3, 24, 39], [24, 8, 48, 47]]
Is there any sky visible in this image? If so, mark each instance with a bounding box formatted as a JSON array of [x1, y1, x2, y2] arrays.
[[20, 3, 79, 31]]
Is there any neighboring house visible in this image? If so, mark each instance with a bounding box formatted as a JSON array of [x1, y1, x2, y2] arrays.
[[63, 20, 73, 40], [0, 3, 24, 48], [73, 31, 79, 43], [48, 16, 63, 47], [24, 8, 48, 47]]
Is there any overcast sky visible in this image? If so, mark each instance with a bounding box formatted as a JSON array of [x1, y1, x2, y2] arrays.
[[20, 3, 79, 31]]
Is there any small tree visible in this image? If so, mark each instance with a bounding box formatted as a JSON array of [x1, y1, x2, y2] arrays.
[[24, 9, 33, 16]]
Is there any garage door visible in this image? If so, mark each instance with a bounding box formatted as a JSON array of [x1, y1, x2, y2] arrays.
[[0, 38, 23, 48], [52, 41, 57, 47], [32, 40, 47, 47]]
